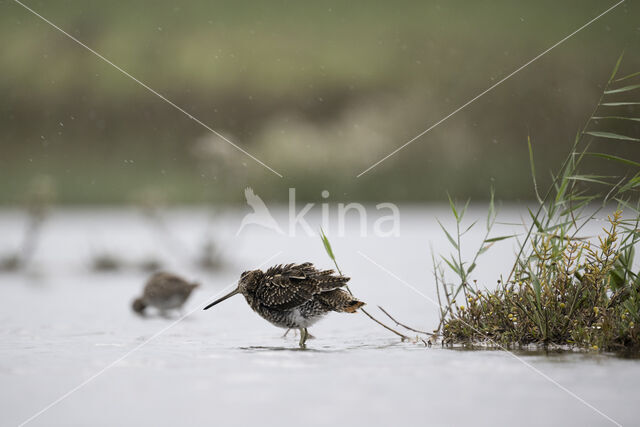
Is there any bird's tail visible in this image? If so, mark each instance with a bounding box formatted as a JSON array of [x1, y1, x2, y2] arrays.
[[319, 289, 365, 313], [343, 299, 365, 313]]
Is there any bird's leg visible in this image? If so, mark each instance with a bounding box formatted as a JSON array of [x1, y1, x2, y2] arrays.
[[298, 328, 308, 348], [283, 329, 303, 338]]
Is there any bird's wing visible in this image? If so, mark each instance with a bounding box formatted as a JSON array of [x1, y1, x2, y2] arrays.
[[145, 273, 190, 297], [256, 263, 350, 309], [305, 266, 351, 292], [244, 187, 266, 210]]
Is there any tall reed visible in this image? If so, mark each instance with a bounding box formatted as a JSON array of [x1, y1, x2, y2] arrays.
[[436, 54, 640, 351]]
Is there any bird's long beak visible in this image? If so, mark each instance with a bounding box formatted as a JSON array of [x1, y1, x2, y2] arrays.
[[203, 287, 240, 310]]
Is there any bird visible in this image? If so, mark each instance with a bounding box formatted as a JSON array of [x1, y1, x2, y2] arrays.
[[236, 187, 284, 235], [132, 272, 199, 316], [203, 262, 365, 348]]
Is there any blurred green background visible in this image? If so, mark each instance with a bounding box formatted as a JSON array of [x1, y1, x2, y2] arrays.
[[1, 0, 639, 205]]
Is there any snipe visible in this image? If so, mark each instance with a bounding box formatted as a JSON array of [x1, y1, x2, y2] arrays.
[[203, 262, 365, 348], [132, 272, 199, 316]]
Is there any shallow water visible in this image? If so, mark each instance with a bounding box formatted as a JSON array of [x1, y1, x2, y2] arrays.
[[0, 207, 638, 426]]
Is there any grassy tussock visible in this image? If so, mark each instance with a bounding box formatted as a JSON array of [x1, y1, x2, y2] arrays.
[[442, 212, 640, 351], [436, 54, 640, 352]]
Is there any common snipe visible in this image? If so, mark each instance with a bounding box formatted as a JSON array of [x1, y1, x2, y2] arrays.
[[203, 262, 365, 348], [132, 272, 199, 316]]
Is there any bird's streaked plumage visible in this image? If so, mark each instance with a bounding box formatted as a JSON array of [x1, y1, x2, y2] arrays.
[[132, 272, 199, 315], [203, 262, 364, 347]]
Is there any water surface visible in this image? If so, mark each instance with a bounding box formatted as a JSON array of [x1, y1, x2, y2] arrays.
[[0, 207, 637, 426]]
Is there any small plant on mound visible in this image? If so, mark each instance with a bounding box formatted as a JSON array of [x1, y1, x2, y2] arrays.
[[443, 212, 639, 350], [436, 54, 640, 352]]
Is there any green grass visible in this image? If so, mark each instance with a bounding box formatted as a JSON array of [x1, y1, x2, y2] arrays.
[[442, 211, 640, 351], [435, 55, 640, 352]]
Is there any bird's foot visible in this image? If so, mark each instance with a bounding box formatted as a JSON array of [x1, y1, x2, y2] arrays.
[[298, 328, 308, 349], [284, 328, 315, 340]]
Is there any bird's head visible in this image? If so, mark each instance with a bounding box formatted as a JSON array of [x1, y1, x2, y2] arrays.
[[202, 269, 262, 310], [132, 298, 147, 315], [238, 269, 263, 293]]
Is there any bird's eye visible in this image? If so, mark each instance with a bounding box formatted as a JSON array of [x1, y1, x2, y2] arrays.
[[241, 270, 249, 278]]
